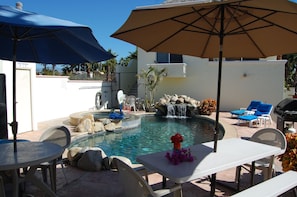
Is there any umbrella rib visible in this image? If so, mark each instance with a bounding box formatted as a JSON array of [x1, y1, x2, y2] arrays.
[[223, 5, 297, 56], [227, 4, 297, 35], [147, 6, 222, 52], [112, 9, 199, 37], [147, 7, 217, 51], [224, 6, 266, 56], [194, 7, 221, 57]]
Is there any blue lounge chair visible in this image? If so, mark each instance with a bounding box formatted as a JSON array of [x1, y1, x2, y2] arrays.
[[238, 103, 273, 127], [230, 100, 262, 118]]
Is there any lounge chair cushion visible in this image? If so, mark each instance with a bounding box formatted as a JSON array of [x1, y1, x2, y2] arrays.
[[231, 109, 246, 116], [230, 100, 262, 117], [256, 103, 272, 114], [246, 100, 262, 111], [238, 115, 257, 121]]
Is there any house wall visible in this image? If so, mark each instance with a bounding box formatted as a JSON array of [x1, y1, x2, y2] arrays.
[[33, 76, 111, 122], [0, 51, 287, 137], [0, 60, 112, 137], [137, 48, 286, 119]]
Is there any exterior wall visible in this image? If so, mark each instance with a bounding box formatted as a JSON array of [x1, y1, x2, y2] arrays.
[[34, 76, 111, 122], [137, 48, 286, 117], [0, 49, 287, 137], [115, 59, 137, 94], [0, 60, 112, 137]]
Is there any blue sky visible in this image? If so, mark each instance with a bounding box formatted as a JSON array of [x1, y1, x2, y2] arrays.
[[1, 0, 164, 60]]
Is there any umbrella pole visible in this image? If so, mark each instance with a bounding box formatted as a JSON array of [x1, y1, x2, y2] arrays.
[[211, 5, 224, 196], [213, 4, 224, 153], [11, 39, 18, 152]]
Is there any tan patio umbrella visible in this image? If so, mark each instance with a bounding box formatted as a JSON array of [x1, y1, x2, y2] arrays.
[[112, 0, 297, 149], [111, 0, 297, 193]]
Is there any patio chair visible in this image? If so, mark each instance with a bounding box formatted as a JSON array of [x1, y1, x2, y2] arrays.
[[235, 128, 287, 191], [230, 100, 262, 118], [124, 95, 136, 111], [114, 158, 182, 197], [38, 125, 71, 192], [0, 176, 5, 197], [237, 103, 273, 127]]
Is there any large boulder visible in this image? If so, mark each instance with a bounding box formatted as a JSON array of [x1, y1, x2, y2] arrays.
[[155, 94, 200, 117]]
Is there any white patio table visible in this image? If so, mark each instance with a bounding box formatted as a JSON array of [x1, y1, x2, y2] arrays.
[[136, 138, 282, 196], [0, 141, 63, 197]]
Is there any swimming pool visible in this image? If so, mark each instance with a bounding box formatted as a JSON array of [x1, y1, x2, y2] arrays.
[[70, 115, 225, 163]]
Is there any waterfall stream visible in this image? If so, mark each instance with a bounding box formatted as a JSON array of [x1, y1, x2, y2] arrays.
[[166, 104, 187, 118]]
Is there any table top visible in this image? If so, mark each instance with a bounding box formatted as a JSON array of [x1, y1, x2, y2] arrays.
[[136, 138, 282, 184], [0, 141, 64, 171]]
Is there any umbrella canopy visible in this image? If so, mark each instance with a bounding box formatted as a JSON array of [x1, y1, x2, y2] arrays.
[[112, 0, 297, 58], [111, 1, 297, 193], [112, 0, 297, 150], [0, 5, 114, 63], [0, 5, 114, 152]]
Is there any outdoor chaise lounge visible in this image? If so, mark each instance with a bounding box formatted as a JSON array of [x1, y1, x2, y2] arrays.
[[238, 103, 273, 127], [230, 100, 262, 118]]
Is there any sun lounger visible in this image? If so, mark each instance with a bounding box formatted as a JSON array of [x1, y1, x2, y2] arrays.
[[230, 100, 262, 118], [238, 103, 273, 127]]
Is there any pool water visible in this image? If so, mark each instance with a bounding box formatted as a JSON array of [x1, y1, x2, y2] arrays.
[[70, 115, 224, 163]]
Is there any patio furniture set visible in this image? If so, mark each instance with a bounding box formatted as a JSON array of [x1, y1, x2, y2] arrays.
[[230, 100, 273, 127], [117, 127, 297, 196], [0, 126, 71, 197]]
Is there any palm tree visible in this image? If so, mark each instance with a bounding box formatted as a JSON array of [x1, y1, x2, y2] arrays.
[[137, 66, 167, 110], [101, 49, 117, 81], [119, 50, 137, 66]]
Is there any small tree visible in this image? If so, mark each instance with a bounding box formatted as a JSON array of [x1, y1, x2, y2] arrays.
[[137, 66, 166, 110], [283, 53, 297, 90]]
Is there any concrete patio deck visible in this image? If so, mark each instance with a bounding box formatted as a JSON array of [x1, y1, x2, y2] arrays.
[[14, 112, 294, 197]]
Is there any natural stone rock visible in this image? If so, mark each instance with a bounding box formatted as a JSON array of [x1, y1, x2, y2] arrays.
[[105, 122, 116, 131], [155, 94, 200, 117], [94, 121, 105, 132], [76, 118, 95, 133]]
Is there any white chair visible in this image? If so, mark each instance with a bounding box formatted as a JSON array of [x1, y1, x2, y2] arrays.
[[39, 125, 71, 192], [114, 158, 182, 197], [236, 128, 287, 190], [124, 95, 137, 111]]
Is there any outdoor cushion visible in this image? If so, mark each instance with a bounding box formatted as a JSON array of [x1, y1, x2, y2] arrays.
[[238, 103, 273, 127], [256, 103, 273, 114], [246, 100, 263, 111], [230, 100, 262, 117], [238, 115, 257, 121]]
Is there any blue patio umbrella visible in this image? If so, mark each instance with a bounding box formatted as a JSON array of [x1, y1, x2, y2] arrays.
[[0, 4, 114, 151]]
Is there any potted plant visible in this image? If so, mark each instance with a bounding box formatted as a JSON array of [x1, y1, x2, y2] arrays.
[[137, 66, 167, 112], [199, 98, 217, 115], [278, 132, 297, 172]]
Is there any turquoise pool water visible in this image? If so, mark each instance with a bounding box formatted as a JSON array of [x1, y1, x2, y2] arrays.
[[70, 115, 224, 163]]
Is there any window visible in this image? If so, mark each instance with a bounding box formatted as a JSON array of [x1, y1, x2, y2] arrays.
[[156, 52, 183, 63]]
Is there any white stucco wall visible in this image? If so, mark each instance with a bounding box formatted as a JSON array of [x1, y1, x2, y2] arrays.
[[0, 52, 288, 137], [33, 76, 110, 121], [0, 60, 112, 137], [137, 48, 286, 119]]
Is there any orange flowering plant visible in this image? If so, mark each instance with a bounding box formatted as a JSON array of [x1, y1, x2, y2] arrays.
[[278, 133, 297, 172], [199, 98, 217, 115]]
